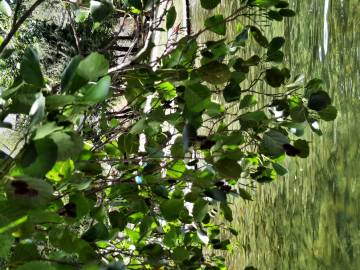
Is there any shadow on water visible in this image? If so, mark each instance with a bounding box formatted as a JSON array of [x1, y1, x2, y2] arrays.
[[187, 0, 360, 269]]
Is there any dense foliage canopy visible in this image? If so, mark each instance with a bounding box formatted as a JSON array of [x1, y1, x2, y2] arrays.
[[0, 0, 337, 269]]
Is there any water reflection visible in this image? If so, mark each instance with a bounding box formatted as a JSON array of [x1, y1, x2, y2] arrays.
[[188, 0, 359, 269]]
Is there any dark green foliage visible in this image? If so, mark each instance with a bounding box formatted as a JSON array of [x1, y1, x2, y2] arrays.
[[205, 15, 227, 35], [166, 6, 177, 30], [0, 1, 337, 269]]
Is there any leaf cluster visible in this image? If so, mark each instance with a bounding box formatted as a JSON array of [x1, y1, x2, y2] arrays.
[[0, 1, 337, 269]]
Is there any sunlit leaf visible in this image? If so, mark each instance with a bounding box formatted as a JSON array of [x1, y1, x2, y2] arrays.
[[76, 52, 109, 81]]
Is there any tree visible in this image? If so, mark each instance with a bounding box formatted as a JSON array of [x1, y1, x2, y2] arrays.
[[0, 0, 337, 269]]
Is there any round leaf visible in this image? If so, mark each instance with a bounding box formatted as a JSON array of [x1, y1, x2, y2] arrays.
[[160, 199, 184, 221], [214, 158, 242, 179], [198, 62, 231, 84], [205, 15, 226, 35], [82, 76, 111, 104], [250, 26, 268, 47], [318, 105, 337, 121], [279, 8, 296, 17], [76, 52, 109, 82], [308, 91, 331, 111], [265, 67, 286, 87], [293, 139, 309, 158], [200, 0, 221, 10], [223, 81, 241, 102], [268, 36, 285, 52], [262, 129, 289, 157]]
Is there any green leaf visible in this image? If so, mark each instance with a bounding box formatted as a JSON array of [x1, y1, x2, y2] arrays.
[[220, 202, 233, 222], [46, 160, 74, 182], [109, 211, 127, 231], [254, 0, 281, 8], [293, 139, 309, 158], [239, 111, 268, 130], [204, 188, 227, 202], [206, 101, 224, 117], [50, 131, 83, 161], [279, 8, 296, 17], [20, 138, 58, 177], [90, 0, 114, 22], [304, 78, 324, 98], [290, 105, 307, 122], [162, 37, 198, 68], [160, 199, 184, 221], [205, 15, 226, 35], [223, 81, 241, 102], [173, 246, 190, 261], [130, 118, 146, 134], [76, 52, 109, 81], [118, 133, 139, 155], [200, 0, 221, 9], [0, 233, 14, 258], [233, 28, 249, 47], [20, 48, 44, 87], [29, 93, 45, 126], [193, 199, 208, 222], [157, 81, 176, 101], [140, 215, 154, 239], [272, 163, 288, 176], [262, 129, 289, 157], [61, 55, 83, 91], [267, 50, 284, 63], [275, 1, 289, 8], [82, 75, 111, 104], [308, 90, 331, 111], [267, 10, 283, 21], [82, 222, 109, 242], [33, 122, 63, 140], [215, 158, 242, 179], [16, 261, 56, 270], [250, 26, 268, 47], [184, 83, 211, 112], [167, 160, 186, 179], [198, 62, 231, 84], [46, 95, 76, 109], [238, 188, 253, 200], [268, 37, 285, 53], [166, 6, 177, 30], [318, 105, 337, 121], [265, 67, 286, 87], [240, 94, 257, 109], [7, 177, 54, 208]]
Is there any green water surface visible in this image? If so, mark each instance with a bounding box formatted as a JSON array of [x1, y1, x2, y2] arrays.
[[189, 0, 360, 269]]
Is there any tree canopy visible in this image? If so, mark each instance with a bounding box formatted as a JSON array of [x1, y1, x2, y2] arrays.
[[0, 0, 337, 269]]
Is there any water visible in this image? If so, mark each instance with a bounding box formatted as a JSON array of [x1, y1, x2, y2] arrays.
[[187, 0, 360, 269]]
